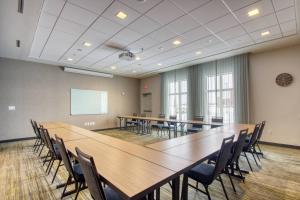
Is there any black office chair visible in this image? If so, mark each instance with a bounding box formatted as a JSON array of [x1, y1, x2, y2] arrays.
[[75, 147, 123, 200], [211, 117, 223, 129], [166, 115, 177, 138], [42, 128, 63, 183], [126, 113, 138, 131], [242, 123, 261, 171], [55, 135, 86, 199], [208, 129, 249, 192], [183, 135, 234, 200], [254, 121, 266, 157], [187, 116, 204, 134], [151, 114, 167, 137], [30, 119, 42, 152]]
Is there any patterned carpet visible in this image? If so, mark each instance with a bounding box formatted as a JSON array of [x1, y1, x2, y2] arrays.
[[0, 129, 299, 200]]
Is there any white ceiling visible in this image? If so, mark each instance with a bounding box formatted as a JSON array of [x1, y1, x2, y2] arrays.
[[0, 0, 300, 78]]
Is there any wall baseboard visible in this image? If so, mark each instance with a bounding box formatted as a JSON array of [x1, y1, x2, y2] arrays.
[[259, 141, 300, 150], [0, 137, 36, 143]]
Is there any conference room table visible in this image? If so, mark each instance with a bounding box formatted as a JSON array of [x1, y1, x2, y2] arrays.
[[117, 115, 223, 138], [40, 121, 192, 200], [40, 121, 255, 200]]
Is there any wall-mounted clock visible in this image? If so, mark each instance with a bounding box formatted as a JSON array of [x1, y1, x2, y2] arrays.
[[276, 73, 293, 87]]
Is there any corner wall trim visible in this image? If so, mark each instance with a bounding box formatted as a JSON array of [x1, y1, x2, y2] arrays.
[[259, 141, 300, 150], [0, 137, 36, 143]]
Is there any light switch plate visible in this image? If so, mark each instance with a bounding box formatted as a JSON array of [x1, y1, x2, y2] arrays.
[[8, 106, 16, 111]]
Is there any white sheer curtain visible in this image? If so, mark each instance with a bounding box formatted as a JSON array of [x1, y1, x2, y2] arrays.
[[161, 54, 249, 123], [161, 68, 189, 120]]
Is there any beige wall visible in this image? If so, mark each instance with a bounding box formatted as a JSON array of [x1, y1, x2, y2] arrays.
[[140, 45, 300, 146], [0, 58, 140, 141], [140, 75, 161, 117], [249, 45, 300, 146]]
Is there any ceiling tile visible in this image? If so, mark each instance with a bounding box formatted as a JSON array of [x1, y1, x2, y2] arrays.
[[68, 0, 112, 14], [205, 14, 239, 33], [92, 17, 123, 36], [148, 27, 177, 42], [146, 0, 185, 25], [54, 18, 87, 37], [234, 0, 274, 23], [29, 27, 52, 58], [170, 0, 210, 12], [217, 25, 247, 41], [243, 13, 278, 33], [128, 16, 161, 36], [43, 0, 66, 16], [120, 0, 163, 13], [102, 1, 141, 26], [190, 0, 230, 24], [129, 37, 159, 50], [227, 34, 254, 48], [280, 20, 297, 36], [272, 0, 294, 11], [276, 7, 296, 24], [223, 0, 259, 11], [60, 3, 98, 26], [182, 26, 211, 43], [166, 14, 199, 35], [38, 12, 57, 29], [250, 25, 281, 41], [41, 31, 77, 61], [113, 28, 143, 44]]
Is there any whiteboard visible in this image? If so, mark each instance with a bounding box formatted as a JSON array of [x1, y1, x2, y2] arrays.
[[71, 89, 108, 115]]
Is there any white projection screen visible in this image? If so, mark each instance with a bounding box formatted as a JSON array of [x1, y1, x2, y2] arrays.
[[71, 89, 108, 115]]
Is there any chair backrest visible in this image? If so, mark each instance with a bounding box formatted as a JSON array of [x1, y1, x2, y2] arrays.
[[157, 114, 165, 125], [211, 117, 223, 128], [257, 121, 266, 141], [30, 119, 38, 137], [76, 147, 107, 200], [249, 123, 261, 147], [33, 121, 41, 138], [212, 135, 234, 181], [55, 135, 75, 178], [192, 116, 204, 128], [43, 128, 58, 158], [230, 129, 248, 163], [37, 125, 47, 145], [169, 115, 177, 125]]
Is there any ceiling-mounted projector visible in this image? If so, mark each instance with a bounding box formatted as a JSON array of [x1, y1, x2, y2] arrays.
[[119, 51, 135, 61]]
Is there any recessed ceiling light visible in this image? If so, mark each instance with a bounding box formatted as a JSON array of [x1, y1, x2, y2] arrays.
[[135, 56, 141, 61], [157, 63, 162, 66], [196, 51, 202, 55], [83, 42, 92, 47], [173, 40, 181, 45], [132, 70, 137, 73], [116, 11, 127, 19], [67, 58, 73, 61], [158, 46, 164, 51], [248, 9, 259, 17], [111, 66, 116, 70], [261, 31, 270, 36]]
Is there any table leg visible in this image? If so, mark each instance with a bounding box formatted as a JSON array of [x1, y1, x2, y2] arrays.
[[172, 177, 180, 200], [181, 174, 188, 200]]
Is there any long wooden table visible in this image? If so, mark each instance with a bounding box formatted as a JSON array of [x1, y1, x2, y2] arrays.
[[118, 115, 223, 138], [40, 122, 254, 200], [39, 122, 193, 200]]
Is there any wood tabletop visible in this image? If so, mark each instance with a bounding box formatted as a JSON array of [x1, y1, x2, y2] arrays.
[[47, 127, 87, 141], [118, 115, 222, 126], [65, 138, 177, 200], [147, 124, 255, 152]]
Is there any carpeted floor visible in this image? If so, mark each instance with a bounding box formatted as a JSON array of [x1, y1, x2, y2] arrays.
[[0, 129, 299, 200]]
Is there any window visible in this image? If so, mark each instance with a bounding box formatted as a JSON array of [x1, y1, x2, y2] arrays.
[[206, 73, 234, 123], [168, 80, 187, 120]]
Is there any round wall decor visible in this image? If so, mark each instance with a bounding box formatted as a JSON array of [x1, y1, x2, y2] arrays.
[[276, 73, 293, 87]]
